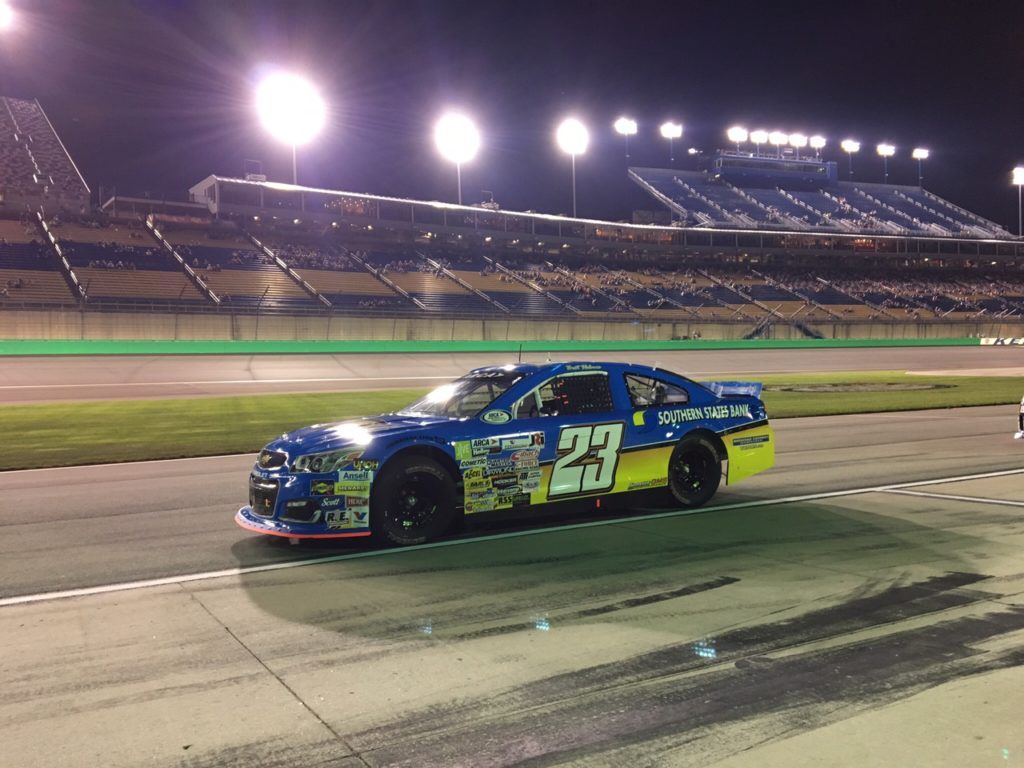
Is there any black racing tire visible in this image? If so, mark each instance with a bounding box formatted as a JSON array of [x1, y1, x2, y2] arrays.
[[667, 434, 721, 508], [370, 454, 457, 546]]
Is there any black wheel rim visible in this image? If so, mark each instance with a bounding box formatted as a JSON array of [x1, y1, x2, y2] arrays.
[[386, 473, 443, 534], [671, 448, 712, 496]]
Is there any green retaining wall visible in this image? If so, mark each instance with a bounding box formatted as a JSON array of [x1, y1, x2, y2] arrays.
[[0, 337, 981, 356]]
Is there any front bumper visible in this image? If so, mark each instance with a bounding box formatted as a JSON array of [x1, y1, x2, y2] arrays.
[[235, 506, 372, 539]]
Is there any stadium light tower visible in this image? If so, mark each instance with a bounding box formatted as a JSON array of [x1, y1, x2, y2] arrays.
[[660, 121, 683, 165], [809, 135, 826, 158], [911, 147, 929, 187], [750, 129, 768, 158], [0, 1, 14, 31], [768, 131, 788, 158], [255, 71, 327, 185], [788, 133, 808, 160], [876, 143, 896, 183], [434, 112, 480, 205], [614, 117, 637, 159], [1013, 166, 1024, 237], [840, 139, 860, 180], [556, 117, 588, 217], [726, 126, 748, 153]]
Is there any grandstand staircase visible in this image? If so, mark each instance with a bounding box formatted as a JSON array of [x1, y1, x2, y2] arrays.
[[749, 268, 844, 321], [599, 268, 700, 318], [483, 258, 581, 315], [246, 232, 332, 309], [34, 213, 86, 302], [819, 190, 903, 234], [777, 188, 852, 232], [145, 216, 220, 305], [415, 251, 511, 313], [851, 187, 948, 236], [675, 179, 742, 226], [814, 277, 898, 320], [344, 250, 429, 311], [548, 264, 639, 315], [920, 189, 1010, 238], [694, 267, 827, 336], [720, 180, 811, 230], [892, 191, 969, 236]]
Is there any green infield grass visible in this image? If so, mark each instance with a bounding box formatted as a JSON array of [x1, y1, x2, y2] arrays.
[[1, 371, 1020, 470]]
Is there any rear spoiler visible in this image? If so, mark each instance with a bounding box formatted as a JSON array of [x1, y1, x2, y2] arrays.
[[703, 380, 764, 398]]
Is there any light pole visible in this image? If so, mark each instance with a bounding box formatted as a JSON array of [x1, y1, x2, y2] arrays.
[[768, 130, 788, 158], [556, 117, 588, 217], [255, 71, 327, 185], [750, 129, 768, 158], [1013, 167, 1024, 237], [726, 126, 748, 153], [660, 121, 682, 165], [434, 112, 480, 205], [840, 139, 860, 180], [877, 143, 895, 183], [912, 147, 929, 187], [614, 117, 637, 159], [788, 133, 808, 160], [809, 135, 826, 159]]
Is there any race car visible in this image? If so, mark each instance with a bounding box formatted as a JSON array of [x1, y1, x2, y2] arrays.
[[236, 361, 775, 545], [1015, 394, 1024, 440]]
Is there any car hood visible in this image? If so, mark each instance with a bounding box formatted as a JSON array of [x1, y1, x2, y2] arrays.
[[266, 413, 456, 457]]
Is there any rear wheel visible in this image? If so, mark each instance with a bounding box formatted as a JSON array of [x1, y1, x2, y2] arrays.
[[667, 435, 721, 507], [370, 454, 457, 545]]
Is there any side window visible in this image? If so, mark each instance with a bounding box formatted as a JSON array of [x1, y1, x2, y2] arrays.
[[516, 373, 614, 418], [624, 374, 689, 408]]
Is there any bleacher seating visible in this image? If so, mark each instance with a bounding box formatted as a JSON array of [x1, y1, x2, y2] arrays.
[[630, 166, 1012, 238], [1, 97, 89, 203], [162, 226, 317, 308], [427, 253, 568, 316], [0, 219, 75, 304], [360, 251, 501, 314]]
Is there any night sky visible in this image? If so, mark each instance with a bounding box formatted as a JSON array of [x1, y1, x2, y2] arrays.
[[1, 0, 1022, 227]]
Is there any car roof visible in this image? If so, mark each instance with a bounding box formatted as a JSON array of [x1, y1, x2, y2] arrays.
[[467, 361, 676, 378]]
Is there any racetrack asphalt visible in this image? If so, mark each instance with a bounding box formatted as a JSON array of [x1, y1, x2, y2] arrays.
[[2, 364, 1023, 765], [1, 344, 1021, 403]]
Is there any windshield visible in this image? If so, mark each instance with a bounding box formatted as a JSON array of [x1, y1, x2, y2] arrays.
[[399, 371, 525, 418]]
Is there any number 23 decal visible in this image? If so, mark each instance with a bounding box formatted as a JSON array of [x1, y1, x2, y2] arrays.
[[549, 422, 625, 498]]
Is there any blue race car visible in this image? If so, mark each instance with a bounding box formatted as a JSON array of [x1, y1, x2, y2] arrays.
[[236, 361, 774, 545]]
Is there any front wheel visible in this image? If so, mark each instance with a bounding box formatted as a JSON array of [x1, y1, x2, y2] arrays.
[[371, 454, 457, 546], [667, 435, 721, 507]]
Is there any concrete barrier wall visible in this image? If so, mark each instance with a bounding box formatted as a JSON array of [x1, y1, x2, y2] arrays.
[[2, 309, 1023, 342]]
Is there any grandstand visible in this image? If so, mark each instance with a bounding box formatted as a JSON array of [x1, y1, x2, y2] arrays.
[[2, 97, 1023, 339]]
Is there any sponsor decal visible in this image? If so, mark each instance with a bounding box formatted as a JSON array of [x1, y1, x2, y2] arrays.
[[335, 481, 371, 495], [981, 337, 1024, 345], [471, 437, 499, 456], [253, 469, 272, 479], [453, 441, 473, 461], [337, 470, 372, 482], [351, 509, 369, 524], [345, 495, 369, 509], [509, 449, 540, 467], [351, 459, 379, 472], [319, 496, 343, 509], [496, 492, 532, 508], [324, 509, 350, 529], [463, 467, 486, 480], [500, 435, 533, 451], [310, 481, 334, 495], [459, 457, 487, 470], [628, 477, 668, 491], [465, 477, 492, 492], [656, 404, 750, 425], [732, 435, 770, 448], [518, 468, 543, 491], [565, 363, 602, 371], [490, 474, 520, 491], [481, 410, 512, 425]]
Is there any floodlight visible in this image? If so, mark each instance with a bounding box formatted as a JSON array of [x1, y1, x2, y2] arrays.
[[911, 147, 929, 160], [809, 135, 827, 150], [0, 1, 13, 30], [256, 71, 326, 148], [434, 112, 480, 165], [840, 139, 860, 153], [614, 117, 638, 136], [750, 129, 769, 144], [768, 131, 788, 146], [876, 143, 895, 157], [433, 112, 480, 205], [726, 126, 748, 144], [556, 117, 588, 217], [1013, 167, 1024, 186], [659, 121, 683, 139], [788, 133, 808, 148], [556, 117, 589, 156]]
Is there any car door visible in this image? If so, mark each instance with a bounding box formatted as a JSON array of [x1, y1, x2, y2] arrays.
[[510, 370, 628, 501]]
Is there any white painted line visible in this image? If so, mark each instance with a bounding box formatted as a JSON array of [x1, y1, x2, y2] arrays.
[[2, 466, 1022, 609], [1, 452, 257, 473], [880, 488, 1024, 508], [0, 375, 454, 390]]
